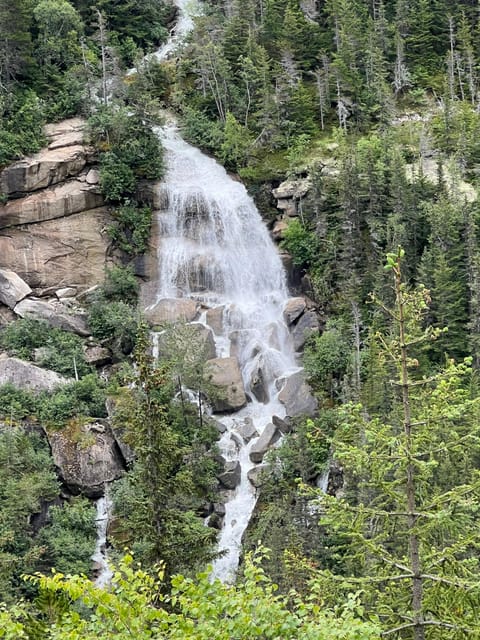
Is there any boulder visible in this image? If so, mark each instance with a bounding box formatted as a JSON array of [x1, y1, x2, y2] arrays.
[[237, 417, 258, 443], [0, 207, 113, 289], [272, 414, 294, 434], [0, 304, 15, 327], [206, 306, 225, 335], [0, 146, 88, 197], [56, 287, 76, 298], [249, 423, 281, 463], [0, 269, 32, 309], [156, 322, 216, 362], [272, 219, 289, 240], [217, 460, 241, 489], [204, 356, 247, 412], [283, 297, 307, 326], [144, 298, 199, 325], [0, 357, 67, 393], [277, 370, 317, 418], [14, 298, 89, 336], [276, 199, 297, 217], [85, 168, 100, 185], [247, 464, 268, 488], [46, 420, 125, 498], [272, 178, 311, 200], [84, 346, 112, 367], [291, 310, 320, 351], [0, 180, 104, 228], [248, 358, 269, 403]]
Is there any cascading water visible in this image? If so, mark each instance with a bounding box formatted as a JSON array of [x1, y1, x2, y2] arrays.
[[92, 491, 113, 588], [140, 0, 302, 582], [150, 123, 300, 582]]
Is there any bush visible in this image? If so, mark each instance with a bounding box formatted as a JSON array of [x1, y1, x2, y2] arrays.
[[108, 203, 153, 256], [102, 265, 140, 304], [87, 298, 138, 357], [280, 219, 319, 268], [0, 318, 91, 378], [0, 384, 38, 422], [38, 374, 107, 428]]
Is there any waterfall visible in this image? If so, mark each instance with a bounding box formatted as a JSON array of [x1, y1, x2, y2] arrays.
[[141, 0, 301, 582], [150, 123, 299, 582], [92, 491, 113, 588]]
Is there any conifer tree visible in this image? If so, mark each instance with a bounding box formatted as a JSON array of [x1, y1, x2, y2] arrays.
[[309, 248, 480, 638]]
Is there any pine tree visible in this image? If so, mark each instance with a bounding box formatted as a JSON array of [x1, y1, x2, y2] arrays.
[[309, 248, 480, 638]]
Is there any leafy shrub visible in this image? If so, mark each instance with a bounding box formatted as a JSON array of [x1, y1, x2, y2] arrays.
[[0, 90, 45, 167], [102, 265, 140, 304], [38, 374, 107, 428], [108, 203, 153, 256], [37, 497, 97, 575], [280, 218, 319, 268], [0, 318, 91, 378], [87, 298, 138, 357], [0, 384, 38, 422]]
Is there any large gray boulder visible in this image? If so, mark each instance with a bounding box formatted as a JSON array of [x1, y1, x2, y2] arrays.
[[204, 356, 247, 412], [144, 298, 200, 326], [283, 297, 307, 326], [0, 269, 32, 309], [291, 310, 320, 351], [14, 298, 89, 336], [0, 356, 67, 393], [277, 370, 317, 418], [46, 420, 125, 498], [247, 464, 268, 488], [249, 423, 281, 463], [217, 460, 241, 490], [248, 357, 269, 403]]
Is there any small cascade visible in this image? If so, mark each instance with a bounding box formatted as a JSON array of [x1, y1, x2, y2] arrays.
[[92, 491, 113, 588]]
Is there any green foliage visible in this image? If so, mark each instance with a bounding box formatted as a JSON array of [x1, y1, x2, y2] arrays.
[[37, 497, 97, 575], [38, 374, 107, 428], [0, 427, 59, 602], [0, 384, 37, 422], [108, 326, 219, 578], [304, 321, 352, 397], [87, 297, 138, 358], [0, 90, 45, 167], [101, 265, 139, 305], [280, 218, 319, 268], [3, 551, 380, 638], [0, 318, 90, 378], [108, 203, 153, 257]]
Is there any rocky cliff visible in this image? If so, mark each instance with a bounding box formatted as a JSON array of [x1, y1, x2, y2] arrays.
[[0, 118, 112, 297]]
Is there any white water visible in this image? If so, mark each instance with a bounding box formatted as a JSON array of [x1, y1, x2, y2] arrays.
[[92, 493, 113, 588], [151, 123, 299, 581], [147, 0, 299, 582]]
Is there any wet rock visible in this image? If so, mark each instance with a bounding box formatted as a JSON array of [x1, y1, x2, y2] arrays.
[[0, 356, 68, 393], [144, 297, 199, 325], [206, 306, 225, 335], [237, 417, 258, 443], [213, 502, 226, 517], [0, 180, 104, 228], [204, 357, 247, 412], [210, 418, 227, 434], [0, 207, 113, 290], [277, 370, 317, 418], [208, 512, 224, 529], [291, 310, 319, 351], [283, 297, 307, 326], [272, 415, 293, 434], [0, 269, 32, 309], [249, 358, 269, 403], [46, 420, 125, 498], [249, 423, 281, 463], [217, 460, 241, 490], [14, 298, 89, 336], [248, 464, 268, 488]]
